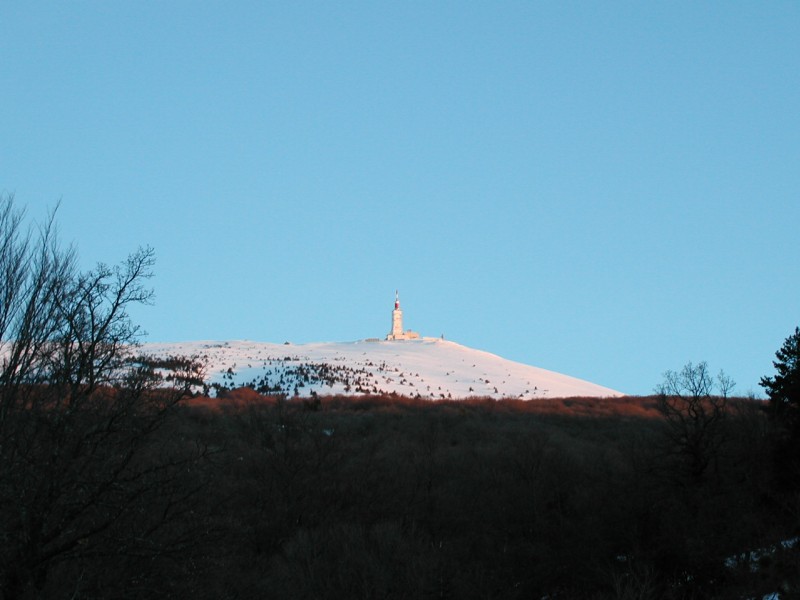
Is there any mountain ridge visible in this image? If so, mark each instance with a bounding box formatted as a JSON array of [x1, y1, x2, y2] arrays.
[[142, 338, 622, 399]]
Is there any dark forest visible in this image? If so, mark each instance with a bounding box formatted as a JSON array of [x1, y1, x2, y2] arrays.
[[4, 389, 800, 599]]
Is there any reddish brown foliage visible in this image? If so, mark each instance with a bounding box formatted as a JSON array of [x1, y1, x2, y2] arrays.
[[185, 388, 666, 419]]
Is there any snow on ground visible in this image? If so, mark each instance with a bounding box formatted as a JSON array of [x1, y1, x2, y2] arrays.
[[141, 337, 623, 400]]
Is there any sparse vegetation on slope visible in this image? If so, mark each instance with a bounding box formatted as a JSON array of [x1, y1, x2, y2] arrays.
[[142, 339, 623, 400]]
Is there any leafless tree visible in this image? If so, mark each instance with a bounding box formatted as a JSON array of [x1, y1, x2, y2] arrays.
[[717, 369, 736, 399], [0, 195, 208, 598], [656, 361, 731, 483]]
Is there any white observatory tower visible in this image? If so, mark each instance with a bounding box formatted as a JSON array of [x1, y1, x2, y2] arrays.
[[386, 290, 419, 341]]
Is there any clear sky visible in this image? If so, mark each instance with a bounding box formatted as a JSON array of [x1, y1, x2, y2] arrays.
[[2, 2, 798, 396]]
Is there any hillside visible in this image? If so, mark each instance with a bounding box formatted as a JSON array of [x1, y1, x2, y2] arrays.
[[141, 338, 622, 399]]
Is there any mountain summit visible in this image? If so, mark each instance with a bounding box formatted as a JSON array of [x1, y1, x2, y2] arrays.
[[141, 338, 622, 399]]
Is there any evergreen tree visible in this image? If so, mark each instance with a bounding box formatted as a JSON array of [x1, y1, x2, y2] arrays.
[[760, 326, 800, 489], [761, 327, 800, 428]]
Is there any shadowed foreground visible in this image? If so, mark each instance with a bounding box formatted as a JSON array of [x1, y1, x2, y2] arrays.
[[6, 391, 796, 599]]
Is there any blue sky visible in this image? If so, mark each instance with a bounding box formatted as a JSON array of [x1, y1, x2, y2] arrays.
[[2, 2, 798, 395]]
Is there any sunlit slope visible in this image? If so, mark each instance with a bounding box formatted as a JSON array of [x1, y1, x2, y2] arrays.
[[142, 338, 622, 399]]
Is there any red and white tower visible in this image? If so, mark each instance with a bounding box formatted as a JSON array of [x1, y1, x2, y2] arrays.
[[386, 290, 419, 341], [390, 290, 403, 339]]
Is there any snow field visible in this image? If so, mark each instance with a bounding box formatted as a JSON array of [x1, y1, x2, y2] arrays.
[[141, 338, 622, 399]]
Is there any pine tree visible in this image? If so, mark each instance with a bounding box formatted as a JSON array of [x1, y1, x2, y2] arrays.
[[760, 327, 800, 489], [760, 327, 800, 428]]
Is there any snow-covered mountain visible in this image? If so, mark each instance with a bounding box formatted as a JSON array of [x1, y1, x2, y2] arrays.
[[141, 338, 622, 399]]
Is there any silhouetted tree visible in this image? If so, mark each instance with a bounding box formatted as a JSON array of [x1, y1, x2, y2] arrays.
[[0, 195, 208, 598], [761, 326, 800, 490], [761, 326, 800, 429], [656, 361, 731, 483]]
